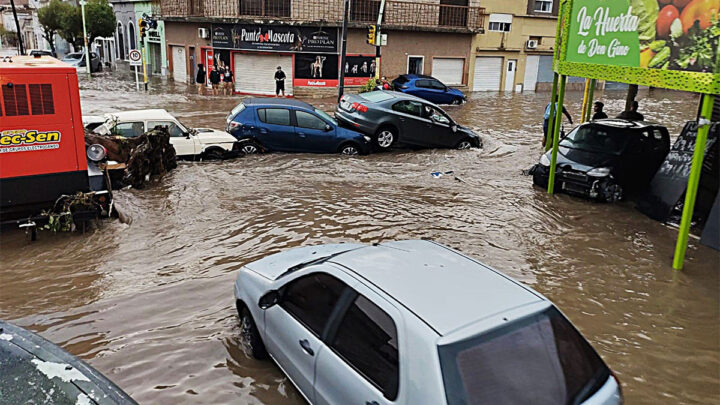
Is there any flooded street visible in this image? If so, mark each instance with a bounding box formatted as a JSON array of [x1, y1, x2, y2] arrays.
[[1, 73, 718, 404]]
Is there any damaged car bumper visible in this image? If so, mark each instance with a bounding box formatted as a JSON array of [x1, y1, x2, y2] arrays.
[[530, 164, 623, 202]]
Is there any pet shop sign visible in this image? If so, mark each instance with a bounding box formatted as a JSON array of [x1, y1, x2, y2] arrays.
[[212, 25, 338, 53]]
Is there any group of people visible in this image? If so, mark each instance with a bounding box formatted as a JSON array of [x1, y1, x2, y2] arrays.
[[542, 98, 645, 147], [194, 63, 234, 95]]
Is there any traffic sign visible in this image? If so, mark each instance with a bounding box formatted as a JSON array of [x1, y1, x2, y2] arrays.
[[128, 49, 142, 66]]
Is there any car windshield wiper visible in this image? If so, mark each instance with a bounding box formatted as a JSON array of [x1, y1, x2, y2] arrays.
[[276, 249, 356, 279]]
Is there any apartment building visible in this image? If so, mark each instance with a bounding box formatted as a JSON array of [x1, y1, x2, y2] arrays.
[[469, 0, 558, 92], [158, 0, 484, 96]]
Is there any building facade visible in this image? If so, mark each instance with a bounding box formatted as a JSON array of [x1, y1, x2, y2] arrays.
[[111, 0, 168, 75], [159, 0, 484, 96], [468, 0, 558, 92]]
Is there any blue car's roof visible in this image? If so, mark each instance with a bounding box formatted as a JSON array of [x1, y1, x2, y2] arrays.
[[401, 74, 435, 80], [242, 97, 314, 110]]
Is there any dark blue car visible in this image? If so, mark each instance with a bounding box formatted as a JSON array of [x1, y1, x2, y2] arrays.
[[226, 98, 372, 155], [391, 74, 465, 105]]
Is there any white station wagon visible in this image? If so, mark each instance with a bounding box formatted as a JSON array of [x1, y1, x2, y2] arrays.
[[93, 109, 239, 159], [234, 240, 622, 405]]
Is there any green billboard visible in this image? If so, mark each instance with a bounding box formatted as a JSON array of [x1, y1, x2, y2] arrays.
[[556, 0, 720, 93]]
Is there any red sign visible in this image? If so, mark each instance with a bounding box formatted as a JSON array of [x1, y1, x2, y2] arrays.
[[293, 78, 339, 87]]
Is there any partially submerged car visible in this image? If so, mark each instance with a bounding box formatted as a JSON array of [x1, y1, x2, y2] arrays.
[[61, 51, 102, 72], [234, 240, 621, 405], [92, 109, 239, 159], [392, 74, 466, 105], [335, 91, 481, 150], [0, 320, 137, 404], [226, 98, 372, 155], [531, 119, 670, 202]]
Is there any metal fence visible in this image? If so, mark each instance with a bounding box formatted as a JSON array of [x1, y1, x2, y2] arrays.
[[159, 0, 484, 30]]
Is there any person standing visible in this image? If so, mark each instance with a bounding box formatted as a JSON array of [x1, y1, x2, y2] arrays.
[[275, 66, 286, 97], [223, 66, 234, 95], [616, 100, 644, 121], [543, 96, 573, 148], [209, 65, 221, 96], [195, 63, 206, 95], [592, 101, 608, 120], [381, 76, 391, 90]]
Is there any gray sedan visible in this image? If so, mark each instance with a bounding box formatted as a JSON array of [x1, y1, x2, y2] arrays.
[[335, 91, 481, 150]]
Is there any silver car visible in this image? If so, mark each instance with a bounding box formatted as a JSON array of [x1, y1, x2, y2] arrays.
[[234, 240, 622, 405]]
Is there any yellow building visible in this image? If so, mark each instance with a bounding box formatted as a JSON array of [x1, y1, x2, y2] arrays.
[[468, 0, 558, 92]]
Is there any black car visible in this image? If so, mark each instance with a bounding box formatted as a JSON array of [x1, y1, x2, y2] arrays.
[[531, 119, 670, 202], [335, 90, 481, 150]]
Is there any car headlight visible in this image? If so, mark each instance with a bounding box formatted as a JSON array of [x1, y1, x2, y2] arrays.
[[539, 154, 550, 167], [587, 167, 611, 177], [86, 144, 107, 162], [363, 135, 372, 143]]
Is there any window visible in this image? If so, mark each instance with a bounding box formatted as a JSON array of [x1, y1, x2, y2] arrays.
[[240, 0, 291, 17], [281, 273, 346, 336], [439, 0, 468, 27], [28, 84, 54, 115], [415, 79, 432, 89], [112, 122, 145, 138], [488, 14, 513, 32], [296, 111, 327, 130], [430, 80, 446, 90], [331, 295, 399, 400], [408, 56, 424, 75], [392, 100, 423, 117], [314, 108, 338, 126], [439, 307, 609, 405], [350, 0, 380, 22], [534, 0, 553, 13], [424, 105, 451, 124], [128, 21, 136, 52], [2, 84, 29, 116], [258, 108, 291, 126], [148, 121, 185, 137]]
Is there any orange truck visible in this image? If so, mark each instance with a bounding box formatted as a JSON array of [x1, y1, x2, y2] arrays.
[[0, 55, 111, 234]]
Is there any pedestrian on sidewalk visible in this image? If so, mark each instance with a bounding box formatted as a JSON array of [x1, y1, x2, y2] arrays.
[[275, 66, 286, 97], [543, 96, 573, 148], [592, 101, 608, 120], [616, 100, 644, 121], [223, 66, 234, 95], [195, 63, 206, 95], [209, 65, 221, 96]]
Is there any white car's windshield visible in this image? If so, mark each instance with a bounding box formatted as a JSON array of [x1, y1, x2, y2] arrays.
[[439, 307, 610, 405], [314, 109, 337, 126]]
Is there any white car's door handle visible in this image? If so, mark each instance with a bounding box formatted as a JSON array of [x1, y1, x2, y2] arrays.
[[299, 339, 314, 356]]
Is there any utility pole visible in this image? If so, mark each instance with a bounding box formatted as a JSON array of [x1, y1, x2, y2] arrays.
[[374, 0, 386, 79], [9, 0, 25, 55], [79, 0, 91, 79], [337, 0, 350, 101]]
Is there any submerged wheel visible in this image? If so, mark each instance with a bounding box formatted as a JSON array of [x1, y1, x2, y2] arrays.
[[456, 139, 473, 150], [374, 128, 396, 149], [239, 305, 268, 359], [600, 180, 623, 203], [339, 144, 360, 155], [203, 148, 224, 160], [239, 140, 262, 155], [452, 98, 463, 105]]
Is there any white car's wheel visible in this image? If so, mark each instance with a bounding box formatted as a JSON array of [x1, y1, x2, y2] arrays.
[[239, 305, 267, 359]]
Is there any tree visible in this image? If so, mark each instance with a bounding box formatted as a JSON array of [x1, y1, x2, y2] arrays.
[[38, 0, 73, 54], [58, 5, 83, 49], [85, 0, 116, 45]]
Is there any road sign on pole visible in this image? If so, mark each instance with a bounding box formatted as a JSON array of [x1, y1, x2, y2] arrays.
[[129, 49, 142, 90]]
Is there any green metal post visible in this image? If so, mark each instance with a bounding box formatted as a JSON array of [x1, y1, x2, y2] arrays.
[[673, 94, 715, 270], [547, 74, 566, 194], [586, 79, 596, 122], [545, 73, 559, 151]]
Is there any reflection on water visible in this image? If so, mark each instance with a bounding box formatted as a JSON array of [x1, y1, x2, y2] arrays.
[[0, 74, 717, 404]]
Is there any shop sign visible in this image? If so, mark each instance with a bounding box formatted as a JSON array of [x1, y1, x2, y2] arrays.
[[343, 55, 377, 85], [294, 54, 339, 87], [212, 25, 338, 53], [147, 29, 161, 43]]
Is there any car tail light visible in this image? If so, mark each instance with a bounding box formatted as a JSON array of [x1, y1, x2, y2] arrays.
[[351, 102, 369, 113], [401, 85, 408, 89], [228, 121, 240, 130]]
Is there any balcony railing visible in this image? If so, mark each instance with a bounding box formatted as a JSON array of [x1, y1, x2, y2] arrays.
[[159, 0, 484, 31]]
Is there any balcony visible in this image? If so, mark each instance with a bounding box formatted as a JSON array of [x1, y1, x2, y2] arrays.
[[158, 0, 484, 32]]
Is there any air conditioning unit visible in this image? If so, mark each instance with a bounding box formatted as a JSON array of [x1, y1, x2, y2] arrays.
[[526, 39, 538, 49], [198, 28, 209, 39]]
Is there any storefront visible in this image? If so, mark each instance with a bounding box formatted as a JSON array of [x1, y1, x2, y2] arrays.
[[210, 24, 363, 96]]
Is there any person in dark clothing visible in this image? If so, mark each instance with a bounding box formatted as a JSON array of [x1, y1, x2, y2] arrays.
[[275, 66, 286, 97], [195, 63, 206, 95], [592, 101, 608, 120], [616, 100, 644, 121], [209, 65, 221, 95], [223, 67, 233, 95], [543, 96, 573, 147]]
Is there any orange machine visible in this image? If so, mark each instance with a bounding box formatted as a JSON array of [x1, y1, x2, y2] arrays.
[[0, 55, 109, 227]]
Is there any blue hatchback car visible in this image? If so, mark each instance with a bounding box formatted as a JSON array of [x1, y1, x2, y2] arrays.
[[226, 98, 372, 155], [392, 74, 466, 105]]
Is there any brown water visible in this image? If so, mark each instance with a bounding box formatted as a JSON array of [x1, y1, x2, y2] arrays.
[[1, 73, 718, 404]]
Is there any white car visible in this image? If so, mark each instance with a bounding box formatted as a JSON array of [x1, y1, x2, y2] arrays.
[[234, 240, 622, 405], [92, 109, 239, 159]]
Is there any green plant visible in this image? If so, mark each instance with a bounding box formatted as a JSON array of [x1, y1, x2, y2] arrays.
[[359, 78, 379, 93]]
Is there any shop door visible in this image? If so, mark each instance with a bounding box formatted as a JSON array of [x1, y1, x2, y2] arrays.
[[431, 58, 464, 85], [504, 59, 517, 92], [151, 43, 162, 75], [233, 53, 293, 96], [523, 55, 540, 92], [472, 56, 502, 91], [172, 46, 187, 83]]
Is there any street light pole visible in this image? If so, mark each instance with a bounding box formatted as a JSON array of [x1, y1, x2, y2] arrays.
[[79, 0, 91, 79], [337, 0, 350, 101], [9, 0, 25, 55], [374, 0, 386, 79]]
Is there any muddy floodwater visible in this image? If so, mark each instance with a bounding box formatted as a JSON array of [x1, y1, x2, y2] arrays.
[[1, 73, 718, 404]]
